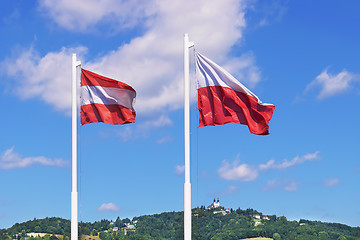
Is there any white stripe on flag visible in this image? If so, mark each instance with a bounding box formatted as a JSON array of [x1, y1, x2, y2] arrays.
[[81, 85, 136, 111], [196, 52, 261, 102]]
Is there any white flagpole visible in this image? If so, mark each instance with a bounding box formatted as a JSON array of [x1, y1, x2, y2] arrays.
[[71, 53, 81, 240], [184, 33, 194, 240]]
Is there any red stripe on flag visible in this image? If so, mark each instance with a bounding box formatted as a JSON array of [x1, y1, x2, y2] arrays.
[[198, 86, 275, 135], [81, 68, 135, 91], [81, 103, 136, 125]]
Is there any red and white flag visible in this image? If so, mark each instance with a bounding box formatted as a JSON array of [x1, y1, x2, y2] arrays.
[[80, 69, 136, 125], [195, 52, 275, 135]]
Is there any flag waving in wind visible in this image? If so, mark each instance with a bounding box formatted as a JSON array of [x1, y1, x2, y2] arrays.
[[80, 69, 136, 125], [196, 52, 275, 135]]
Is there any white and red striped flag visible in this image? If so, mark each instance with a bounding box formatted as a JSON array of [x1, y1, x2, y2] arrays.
[[195, 52, 275, 135], [80, 68, 136, 125]]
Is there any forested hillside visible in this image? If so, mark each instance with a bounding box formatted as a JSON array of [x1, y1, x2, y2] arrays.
[[1, 207, 359, 240]]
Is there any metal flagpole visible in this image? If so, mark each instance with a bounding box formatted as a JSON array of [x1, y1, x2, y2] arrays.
[[184, 33, 194, 240], [71, 53, 81, 240]]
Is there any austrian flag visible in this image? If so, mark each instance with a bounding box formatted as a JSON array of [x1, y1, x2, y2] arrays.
[[80, 69, 136, 125], [196, 52, 275, 135]]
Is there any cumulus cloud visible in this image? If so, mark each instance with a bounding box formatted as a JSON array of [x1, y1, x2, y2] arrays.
[[305, 68, 359, 99], [324, 178, 339, 187], [81, 0, 253, 116], [1, 46, 87, 115], [218, 151, 320, 182], [259, 151, 320, 170], [0, 147, 67, 170], [97, 202, 121, 212], [2, 0, 262, 124], [38, 0, 155, 32], [218, 160, 258, 181]]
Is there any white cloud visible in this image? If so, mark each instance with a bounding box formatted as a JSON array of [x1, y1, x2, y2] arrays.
[[97, 202, 121, 212], [218, 151, 320, 182], [259, 151, 320, 170], [305, 68, 358, 99], [175, 165, 185, 176], [324, 178, 339, 187], [2, 46, 87, 115], [2, 0, 262, 125], [82, 0, 253, 116], [218, 160, 258, 181], [38, 0, 155, 32], [0, 147, 67, 170]]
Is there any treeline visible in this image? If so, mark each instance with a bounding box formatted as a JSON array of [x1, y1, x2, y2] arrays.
[[1, 208, 360, 240], [1, 218, 70, 237]]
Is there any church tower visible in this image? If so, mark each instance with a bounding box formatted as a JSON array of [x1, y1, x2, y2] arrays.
[[214, 198, 220, 208]]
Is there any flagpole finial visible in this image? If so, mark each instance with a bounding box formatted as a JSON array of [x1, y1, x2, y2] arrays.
[[184, 33, 194, 49], [72, 53, 81, 67]]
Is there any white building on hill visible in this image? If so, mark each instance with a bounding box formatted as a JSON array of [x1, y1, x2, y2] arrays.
[[207, 198, 220, 210]]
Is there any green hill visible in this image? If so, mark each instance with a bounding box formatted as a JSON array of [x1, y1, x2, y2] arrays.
[[1, 207, 359, 240]]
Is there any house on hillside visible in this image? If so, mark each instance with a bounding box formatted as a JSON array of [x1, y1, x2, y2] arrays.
[[213, 210, 227, 215], [123, 223, 136, 236], [124, 223, 135, 229]]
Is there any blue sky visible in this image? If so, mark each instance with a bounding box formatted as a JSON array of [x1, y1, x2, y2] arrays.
[[1, 0, 360, 229]]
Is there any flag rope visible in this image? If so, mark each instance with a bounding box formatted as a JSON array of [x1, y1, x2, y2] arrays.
[[191, 46, 199, 208], [193, 46, 200, 237], [78, 98, 83, 233]]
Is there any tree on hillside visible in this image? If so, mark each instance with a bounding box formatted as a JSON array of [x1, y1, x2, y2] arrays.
[[318, 231, 330, 240], [273, 232, 281, 240]]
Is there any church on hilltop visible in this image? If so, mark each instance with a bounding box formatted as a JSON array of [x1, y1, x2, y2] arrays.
[[207, 198, 220, 210]]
